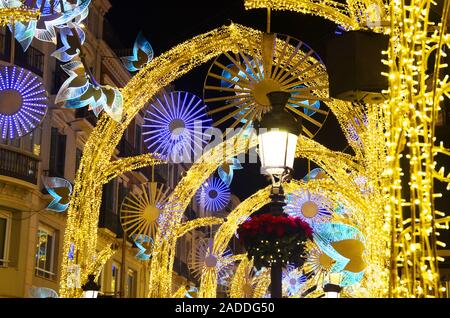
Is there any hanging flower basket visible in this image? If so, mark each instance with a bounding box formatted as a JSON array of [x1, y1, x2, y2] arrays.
[[238, 213, 313, 270]]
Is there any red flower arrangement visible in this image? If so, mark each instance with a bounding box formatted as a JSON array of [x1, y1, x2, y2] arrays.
[[238, 213, 313, 269]]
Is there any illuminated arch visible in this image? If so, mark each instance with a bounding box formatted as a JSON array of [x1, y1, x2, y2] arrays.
[[59, 24, 371, 298]]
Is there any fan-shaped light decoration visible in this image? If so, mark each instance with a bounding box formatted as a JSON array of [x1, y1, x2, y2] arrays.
[[204, 33, 329, 138], [132, 234, 153, 261], [121, 32, 154, 72], [284, 189, 333, 225], [229, 258, 271, 298], [196, 176, 231, 213], [218, 157, 243, 186], [42, 176, 72, 212], [303, 243, 334, 286], [143, 90, 212, 162], [282, 265, 307, 297], [313, 223, 367, 286], [188, 238, 234, 282], [120, 182, 175, 239], [0, 65, 48, 140], [29, 287, 59, 298], [55, 61, 123, 122]]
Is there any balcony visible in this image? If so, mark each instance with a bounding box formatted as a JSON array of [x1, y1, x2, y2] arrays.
[[0, 32, 45, 77], [75, 108, 98, 127], [118, 138, 138, 158], [0, 146, 39, 184]]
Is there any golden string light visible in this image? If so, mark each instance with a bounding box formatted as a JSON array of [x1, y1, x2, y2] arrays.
[[384, 0, 450, 298], [0, 6, 40, 26]]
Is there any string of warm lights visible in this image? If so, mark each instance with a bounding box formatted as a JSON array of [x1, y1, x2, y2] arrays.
[[383, 0, 450, 298], [0, 7, 40, 26]]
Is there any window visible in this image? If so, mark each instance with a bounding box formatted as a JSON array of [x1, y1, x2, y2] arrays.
[[111, 262, 120, 296], [49, 127, 66, 178], [0, 128, 41, 155], [35, 225, 57, 280], [126, 269, 137, 298], [0, 211, 11, 267]]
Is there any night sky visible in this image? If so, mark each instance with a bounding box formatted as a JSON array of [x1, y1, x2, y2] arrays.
[[105, 1, 349, 201]]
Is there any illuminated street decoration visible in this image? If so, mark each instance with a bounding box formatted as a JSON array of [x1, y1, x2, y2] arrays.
[[14, 0, 91, 49], [302, 168, 327, 182], [229, 258, 271, 298], [29, 287, 59, 298], [204, 34, 329, 139], [120, 182, 178, 240], [0, 1, 39, 27], [284, 189, 333, 224], [52, 24, 84, 62], [218, 158, 242, 186], [188, 238, 234, 282], [121, 32, 154, 72], [55, 61, 123, 122], [313, 223, 367, 287], [143, 91, 211, 161], [184, 286, 198, 298], [196, 177, 231, 213], [132, 235, 154, 261], [282, 266, 307, 297], [0, 66, 48, 140], [42, 177, 73, 212]]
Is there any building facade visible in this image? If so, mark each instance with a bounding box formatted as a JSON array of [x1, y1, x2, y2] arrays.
[[0, 0, 244, 298]]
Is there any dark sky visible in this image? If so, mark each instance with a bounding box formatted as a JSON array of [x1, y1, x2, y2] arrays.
[[105, 1, 349, 200]]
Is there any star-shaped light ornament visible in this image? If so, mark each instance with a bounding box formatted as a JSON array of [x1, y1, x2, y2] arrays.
[[121, 31, 154, 72]]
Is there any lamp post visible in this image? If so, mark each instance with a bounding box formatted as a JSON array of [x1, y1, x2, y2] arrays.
[[257, 91, 302, 298], [82, 274, 101, 298]]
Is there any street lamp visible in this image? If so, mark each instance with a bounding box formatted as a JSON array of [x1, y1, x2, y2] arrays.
[[82, 274, 101, 298], [324, 272, 343, 298], [257, 91, 302, 298]]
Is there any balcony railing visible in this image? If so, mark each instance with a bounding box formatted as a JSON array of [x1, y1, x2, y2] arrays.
[[0, 146, 39, 184]]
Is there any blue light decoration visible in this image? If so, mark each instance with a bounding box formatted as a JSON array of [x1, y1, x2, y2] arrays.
[[347, 115, 368, 144], [121, 32, 154, 72], [42, 176, 73, 212], [51, 24, 85, 62], [68, 242, 75, 260], [185, 286, 198, 298], [196, 177, 231, 212], [313, 223, 367, 287], [0, 1, 22, 8], [0, 66, 48, 141], [220, 59, 321, 122], [131, 234, 153, 261], [142, 91, 212, 162], [55, 61, 123, 122], [284, 189, 333, 225], [282, 266, 307, 297], [218, 158, 243, 186], [11, 0, 91, 51], [29, 287, 59, 298], [302, 168, 326, 182], [335, 25, 347, 36]]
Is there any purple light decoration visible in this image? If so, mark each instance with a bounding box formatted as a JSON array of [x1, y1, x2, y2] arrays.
[[196, 177, 231, 212], [0, 66, 48, 141], [142, 91, 212, 162]]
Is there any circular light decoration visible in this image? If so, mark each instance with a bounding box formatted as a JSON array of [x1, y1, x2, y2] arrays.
[[282, 266, 307, 297], [196, 176, 231, 212], [142, 91, 212, 162], [303, 243, 334, 287], [0, 66, 48, 140], [284, 189, 333, 225], [120, 182, 181, 239], [188, 238, 234, 283], [29, 287, 59, 298], [204, 34, 329, 139]]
